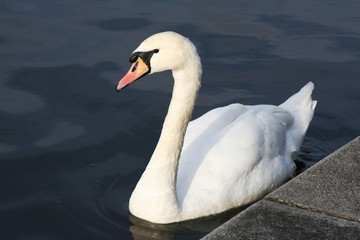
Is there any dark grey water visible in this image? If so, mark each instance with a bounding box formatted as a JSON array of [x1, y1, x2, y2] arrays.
[[1, 0, 359, 239]]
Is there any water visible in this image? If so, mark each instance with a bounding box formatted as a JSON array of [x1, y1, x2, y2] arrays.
[[1, 0, 359, 239]]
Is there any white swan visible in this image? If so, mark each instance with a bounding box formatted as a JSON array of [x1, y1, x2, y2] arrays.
[[116, 31, 316, 224]]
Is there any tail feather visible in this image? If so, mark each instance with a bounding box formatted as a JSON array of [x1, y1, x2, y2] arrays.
[[280, 82, 316, 112], [280, 82, 316, 148]]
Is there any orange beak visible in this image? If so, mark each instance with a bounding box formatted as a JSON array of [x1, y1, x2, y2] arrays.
[[116, 57, 150, 91]]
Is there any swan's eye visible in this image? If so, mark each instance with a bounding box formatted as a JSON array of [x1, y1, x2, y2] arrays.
[[129, 50, 158, 68], [132, 61, 139, 72]]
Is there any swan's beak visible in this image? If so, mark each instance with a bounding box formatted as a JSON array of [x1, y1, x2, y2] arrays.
[[116, 57, 150, 91]]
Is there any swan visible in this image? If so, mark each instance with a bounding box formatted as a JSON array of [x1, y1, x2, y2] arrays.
[[116, 31, 316, 224]]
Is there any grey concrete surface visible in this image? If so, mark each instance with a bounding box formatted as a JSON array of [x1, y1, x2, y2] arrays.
[[203, 200, 360, 240], [203, 136, 360, 239], [269, 136, 360, 221]]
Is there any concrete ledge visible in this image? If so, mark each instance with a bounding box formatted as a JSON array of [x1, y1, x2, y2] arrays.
[[203, 136, 360, 239]]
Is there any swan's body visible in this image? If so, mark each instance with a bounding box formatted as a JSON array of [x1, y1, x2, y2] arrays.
[[116, 31, 316, 224]]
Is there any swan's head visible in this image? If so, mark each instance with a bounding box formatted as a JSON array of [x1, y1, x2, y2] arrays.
[[116, 31, 201, 91]]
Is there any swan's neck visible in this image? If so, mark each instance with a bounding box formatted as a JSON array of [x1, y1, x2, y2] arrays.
[[129, 63, 201, 222]]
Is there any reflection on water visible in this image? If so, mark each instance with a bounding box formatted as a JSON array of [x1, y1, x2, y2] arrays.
[[1, 0, 360, 239], [129, 206, 247, 240]]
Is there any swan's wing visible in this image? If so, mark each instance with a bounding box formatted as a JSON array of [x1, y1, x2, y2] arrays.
[[181, 104, 294, 175], [177, 104, 297, 214], [176, 83, 315, 218], [182, 103, 247, 150]]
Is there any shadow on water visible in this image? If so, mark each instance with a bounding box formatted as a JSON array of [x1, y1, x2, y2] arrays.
[[95, 18, 151, 31]]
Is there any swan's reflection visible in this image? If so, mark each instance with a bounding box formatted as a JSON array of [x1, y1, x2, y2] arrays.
[[129, 205, 248, 240]]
